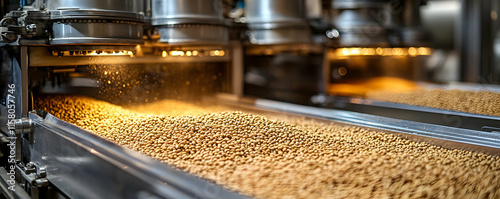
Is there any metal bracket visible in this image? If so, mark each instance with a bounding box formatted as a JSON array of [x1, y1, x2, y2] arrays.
[[16, 162, 49, 199], [16, 162, 48, 188]]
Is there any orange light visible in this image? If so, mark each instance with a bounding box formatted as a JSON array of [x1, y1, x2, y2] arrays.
[[169, 50, 184, 56], [393, 48, 404, 56], [418, 47, 431, 55], [333, 47, 432, 57], [361, 48, 375, 55], [51, 49, 133, 57], [338, 67, 347, 76], [408, 47, 417, 56], [350, 48, 361, 55]]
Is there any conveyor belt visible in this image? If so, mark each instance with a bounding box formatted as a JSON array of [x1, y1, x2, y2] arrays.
[[25, 95, 500, 198], [28, 112, 248, 199], [216, 94, 500, 156], [312, 95, 500, 133]]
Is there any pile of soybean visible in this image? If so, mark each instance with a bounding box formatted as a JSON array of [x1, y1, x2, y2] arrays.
[[36, 95, 500, 199], [367, 89, 500, 117]]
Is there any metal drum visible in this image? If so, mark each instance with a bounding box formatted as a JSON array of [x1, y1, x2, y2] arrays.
[[46, 0, 143, 13], [245, 0, 306, 24], [152, 0, 223, 25], [47, 0, 144, 45], [51, 19, 143, 45], [331, 0, 389, 47], [152, 0, 228, 45], [244, 0, 310, 45]]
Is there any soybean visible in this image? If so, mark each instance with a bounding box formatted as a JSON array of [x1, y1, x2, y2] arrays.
[[36, 95, 500, 199]]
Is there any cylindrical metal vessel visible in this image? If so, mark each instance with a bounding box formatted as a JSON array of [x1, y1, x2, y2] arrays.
[[152, 0, 228, 45], [245, 0, 306, 24], [51, 20, 143, 45], [331, 0, 389, 47], [157, 24, 227, 45], [46, 0, 145, 45], [331, 0, 388, 9], [152, 0, 223, 25], [244, 0, 311, 45], [47, 0, 143, 13]]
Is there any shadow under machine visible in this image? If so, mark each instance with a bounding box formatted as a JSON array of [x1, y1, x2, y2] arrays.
[[0, 0, 498, 198]]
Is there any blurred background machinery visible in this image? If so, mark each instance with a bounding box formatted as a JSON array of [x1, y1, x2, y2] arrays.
[[0, 0, 498, 198]]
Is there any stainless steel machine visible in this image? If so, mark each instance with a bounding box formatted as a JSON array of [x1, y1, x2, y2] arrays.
[[0, 0, 498, 198]]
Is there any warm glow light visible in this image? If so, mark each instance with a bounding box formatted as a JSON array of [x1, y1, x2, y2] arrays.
[[341, 48, 349, 56], [210, 50, 226, 57], [361, 48, 375, 55], [338, 67, 347, 76], [418, 47, 431, 55], [332, 47, 432, 57], [53, 50, 134, 57], [158, 49, 225, 57], [382, 48, 392, 56], [408, 47, 417, 56], [393, 48, 404, 56], [350, 48, 361, 55], [169, 50, 184, 56]]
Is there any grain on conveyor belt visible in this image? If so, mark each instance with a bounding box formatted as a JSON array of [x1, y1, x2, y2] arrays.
[[366, 89, 500, 117], [127, 99, 230, 116], [36, 95, 500, 199]]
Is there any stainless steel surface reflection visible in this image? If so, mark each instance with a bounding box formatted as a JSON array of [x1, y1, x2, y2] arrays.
[[46, 0, 143, 13], [51, 21, 143, 45], [245, 0, 307, 24], [151, 0, 228, 44], [244, 0, 310, 44], [152, 0, 223, 25]]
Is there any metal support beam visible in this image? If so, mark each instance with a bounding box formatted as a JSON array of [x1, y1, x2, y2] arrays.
[[231, 41, 244, 96], [460, 0, 494, 83]]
